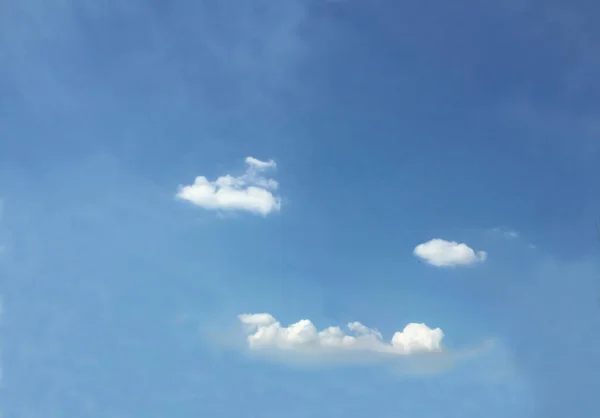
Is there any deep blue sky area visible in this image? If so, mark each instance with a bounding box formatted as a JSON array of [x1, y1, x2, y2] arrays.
[[1, 1, 600, 417]]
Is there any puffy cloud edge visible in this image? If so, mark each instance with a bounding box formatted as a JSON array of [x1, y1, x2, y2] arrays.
[[413, 238, 487, 267], [238, 313, 445, 358], [176, 157, 281, 215]]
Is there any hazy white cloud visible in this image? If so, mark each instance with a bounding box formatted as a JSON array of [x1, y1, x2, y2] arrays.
[[492, 227, 519, 239], [176, 157, 281, 215], [238, 313, 444, 358], [245, 156, 276, 170], [414, 238, 487, 267], [492, 227, 538, 249]]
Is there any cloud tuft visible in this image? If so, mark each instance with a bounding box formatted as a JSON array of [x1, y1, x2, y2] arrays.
[[414, 238, 487, 267], [176, 157, 281, 215]]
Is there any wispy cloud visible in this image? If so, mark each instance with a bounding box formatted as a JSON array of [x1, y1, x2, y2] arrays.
[[413, 239, 487, 267], [491, 226, 539, 249], [176, 157, 281, 216], [492, 227, 520, 239], [227, 313, 498, 376]]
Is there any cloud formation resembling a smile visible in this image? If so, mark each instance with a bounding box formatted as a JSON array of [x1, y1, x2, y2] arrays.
[[176, 157, 281, 215], [238, 313, 444, 358], [414, 238, 487, 267]]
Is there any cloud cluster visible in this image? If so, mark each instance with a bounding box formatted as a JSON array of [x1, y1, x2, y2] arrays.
[[238, 313, 444, 357], [176, 157, 281, 215], [174, 157, 495, 371], [413, 238, 487, 267]]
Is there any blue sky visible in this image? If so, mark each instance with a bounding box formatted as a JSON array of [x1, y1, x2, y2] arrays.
[[1, 0, 600, 417]]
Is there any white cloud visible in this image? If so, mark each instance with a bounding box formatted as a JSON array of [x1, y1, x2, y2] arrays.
[[176, 157, 281, 215], [245, 156, 276, 170], [238, 313, 444, 358], [414, 238, 487, 267]]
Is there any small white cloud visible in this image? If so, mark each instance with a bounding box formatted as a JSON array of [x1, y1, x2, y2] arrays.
[[245, 156, 276, 170], [414, 238, 487, 267], [238, 313, 444, 358], [176, 157, 281, 215]]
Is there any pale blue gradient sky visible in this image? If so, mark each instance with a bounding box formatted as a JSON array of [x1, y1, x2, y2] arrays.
[[1, 1, 600, 417]]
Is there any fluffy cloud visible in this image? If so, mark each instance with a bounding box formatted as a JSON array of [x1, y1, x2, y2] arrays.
[[413, 238, 487, 267], [238, 313, 444, 357], [176, 157, 281, 215]]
